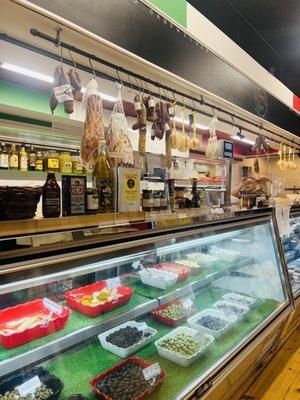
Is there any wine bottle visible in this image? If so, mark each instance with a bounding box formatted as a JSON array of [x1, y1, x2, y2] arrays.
[[42, 172, 61, 218]]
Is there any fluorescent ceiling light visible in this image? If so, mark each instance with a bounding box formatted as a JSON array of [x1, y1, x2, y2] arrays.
[[0, 62, 116, 102], [173, 116, 209, 130], [232, 135, 255, 146]]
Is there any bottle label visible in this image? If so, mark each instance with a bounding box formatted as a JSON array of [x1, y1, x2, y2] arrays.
[[29, 155, 36, 167], [134, 101, 142, 111], [70, 177, 85, 214], [10, 154, 18, 169], [148, 99, 155, 108], [48, 158, 59, 170], [143, 199, 153, 207], [61, 161, 72, 173], [20, 156, 28, 170], [0, 154, 9, 168], [87, 194, 99, 210], [36, 161, 43, 171], [99, 181, 113, 208]]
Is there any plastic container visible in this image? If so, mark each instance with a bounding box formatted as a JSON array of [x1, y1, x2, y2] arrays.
[[64, 281, 133, 317], [138, 268, 178, 289], [155, 327, 214, 367], [154, 263, 190, 282], [89, 356, 166, 400], [0, 299, 71, 349], [187, 308, 237, 338], [150, 300, 193, 327], [222, 293, 256, 308], [213, 301, 249, 319], [98, 321, 157, 358], [186, 253, 219, 267], [209, 248, 240, 262], [175, 259, 205, 275], [0, 367, 63, 400]]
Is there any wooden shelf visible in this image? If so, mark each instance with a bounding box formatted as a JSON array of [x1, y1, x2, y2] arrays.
[[0, 169, 92, 181], [0, 211, 145, 238]]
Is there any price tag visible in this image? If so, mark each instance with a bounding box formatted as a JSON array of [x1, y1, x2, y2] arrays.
[[132, 260, 142, 270], [182, 298, 194, 310], [143, 363, 161, 381], [106, 277, 121, 290], [43, 297, 62, 315], [17, 376, 41, 397]]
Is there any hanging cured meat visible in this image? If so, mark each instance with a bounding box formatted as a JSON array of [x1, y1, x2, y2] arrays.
[[50, 65, 74, 114]]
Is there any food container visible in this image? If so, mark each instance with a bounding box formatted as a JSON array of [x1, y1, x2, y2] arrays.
[[154, 263, 190, 282], [187, 308, 237, 338], [213, 301, 249, 320], [209, 248, 240, 262], [89, 356, 166, 400], [155, 327, 214, 367], [0, 367, 63, 400], [98, 321, 157, 358], [151, 300, 193, 327], [175, 259, 205, 275], [0, 299, 71, 349], [222, 293, 256, 308], [64, 281, 133, 317], [138, 268, 178, 289], [63, 395, 88, 400], [186, 253, 219, 267]]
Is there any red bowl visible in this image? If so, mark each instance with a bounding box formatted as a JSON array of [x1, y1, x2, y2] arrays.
[[64, 281, 133, 317], [151, 300, 190, 327], [89, 356, 166, 400], [154, 263, 190, 282], [0, 298, 71, 349]]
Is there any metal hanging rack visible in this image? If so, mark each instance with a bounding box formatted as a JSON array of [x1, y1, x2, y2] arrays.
[[0, 29, 299, 151]]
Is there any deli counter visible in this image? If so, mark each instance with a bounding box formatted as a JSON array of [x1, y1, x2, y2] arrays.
[[0, 212, 294, 400]]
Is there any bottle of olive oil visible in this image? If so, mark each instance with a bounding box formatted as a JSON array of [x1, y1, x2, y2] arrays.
[[9, 144, 19, 170], [19, 146, 28, 171], [0, 143, 9, 170], [93, 140, 114, 213]]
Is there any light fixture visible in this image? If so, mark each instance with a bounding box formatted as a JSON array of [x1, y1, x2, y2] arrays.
[[173, 116, 209, 130], [0, 62, 117, 102], [236, 128, 245, 140]]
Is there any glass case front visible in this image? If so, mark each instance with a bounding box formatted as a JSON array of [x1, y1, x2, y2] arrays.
[[0, 216, 289, 400], [281, 211, 300, 299]]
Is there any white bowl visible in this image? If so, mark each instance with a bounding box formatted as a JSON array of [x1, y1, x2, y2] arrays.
[[187, 308, 237, 338], [222, 293, 256, 308], [98, 321, 157, 358], [213, 300, 249, 320], [155, 326, 214, 367], [138, 268, 178, 289]]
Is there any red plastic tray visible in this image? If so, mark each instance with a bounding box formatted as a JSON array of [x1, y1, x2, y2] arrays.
[[151, 300, 191, 327], [89, 356, 166, 400], [154, 263, 190, 282], [64, 281, 133, 317], [0, 298, 71, 349]]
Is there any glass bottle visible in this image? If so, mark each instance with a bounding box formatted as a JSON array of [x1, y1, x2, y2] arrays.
[[9, 144, 19, 170], [19, 146, 28, 172], [35, 151, 44, 172], [42, 172, 61, 218], [93, 141, 114, 213], [60, 151, 73, 174], [28, 145, 36, 171], [0, 143, 9, 170], [46, 150, 60, 172], [191, 178, 200, 208]]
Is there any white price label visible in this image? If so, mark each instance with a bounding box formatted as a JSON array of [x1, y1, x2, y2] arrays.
[[132, 260, 142, 270], [53, 84, 73, 102], [106, 277, 121, 290], [182, 299, 194, 310], [17, 376, 41, 397], [143, 363, 161, 381], [43, 297, 62, 315]]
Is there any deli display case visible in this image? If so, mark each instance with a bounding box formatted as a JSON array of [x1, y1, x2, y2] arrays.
[[0, 212, 293, 400]]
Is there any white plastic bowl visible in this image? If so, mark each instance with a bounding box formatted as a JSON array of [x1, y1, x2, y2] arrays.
[[138, 268, 178, 289], [98, 320, 157, 358], [155, 326, 214, 367]]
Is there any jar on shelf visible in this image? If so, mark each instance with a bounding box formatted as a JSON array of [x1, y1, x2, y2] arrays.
[[35, 151, 44, 172], [60, 151, 73, 174], [46, 150, 60, 172], [86, 187, 99, 214], [72, 153, 84, 174]]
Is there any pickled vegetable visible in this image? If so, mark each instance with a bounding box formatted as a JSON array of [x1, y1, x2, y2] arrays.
[[0, 385, 53, 400]]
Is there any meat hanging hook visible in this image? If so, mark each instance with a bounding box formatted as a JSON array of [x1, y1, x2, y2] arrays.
[[60, 44, 63, 67], [88, 58, 96, 78], [115, 69, 124, 90], [55, 28, 62, 47], [68, 49, 77, 69], [127, 74, 134, 93]]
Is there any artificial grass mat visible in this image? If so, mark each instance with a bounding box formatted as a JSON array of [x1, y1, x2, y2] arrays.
[[0, 293, 150, 362], [45, 288, 279, 400]]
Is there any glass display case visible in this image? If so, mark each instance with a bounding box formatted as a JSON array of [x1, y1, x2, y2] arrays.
[[281, 208, 300, 299], [0, 213, 291, 400]]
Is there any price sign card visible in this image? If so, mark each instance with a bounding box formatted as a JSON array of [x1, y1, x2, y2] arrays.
[[106, 277, 121, 290], [17, 376, 41, 397], [182, 298, 194, 310], [132, 260, 142, 270], [143, 363, 161, 381], [43, 297, 62, 315]]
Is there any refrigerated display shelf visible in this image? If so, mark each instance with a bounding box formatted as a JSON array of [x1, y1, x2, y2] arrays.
[[45, 289, 279, 400], [0, 294, 157, 376]]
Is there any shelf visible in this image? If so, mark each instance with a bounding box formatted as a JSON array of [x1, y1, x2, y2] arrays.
[[0, 211, 145, 238]]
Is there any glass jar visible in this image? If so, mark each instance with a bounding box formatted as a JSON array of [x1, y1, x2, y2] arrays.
[[46, 150, 60, 172], [86, 187, 99, 214], [60, 152, 73, 174]]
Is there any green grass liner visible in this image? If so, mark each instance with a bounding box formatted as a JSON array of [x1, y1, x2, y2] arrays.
[[45, 288, 279, 400], [0, 293, 149, 362]]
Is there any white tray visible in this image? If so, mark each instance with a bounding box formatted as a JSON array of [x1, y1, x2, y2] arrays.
[[98, 321, 157, 358], [186, 253, 219, 267], [155, 326, 214, 367], [187, 308, 237, 338], [175, 259, 205, 275], [213, 300, 249, 320], [222, 293, 256, 308], [138, 268, 178, 289], [209, 248, 240, 262]]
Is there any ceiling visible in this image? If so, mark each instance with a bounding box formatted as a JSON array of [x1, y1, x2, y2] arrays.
[[188, 0, 300, 96]]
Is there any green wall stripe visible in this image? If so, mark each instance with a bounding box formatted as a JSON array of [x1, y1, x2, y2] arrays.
[[0, 112, 52, 127], [149, 0, 187, 27]]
